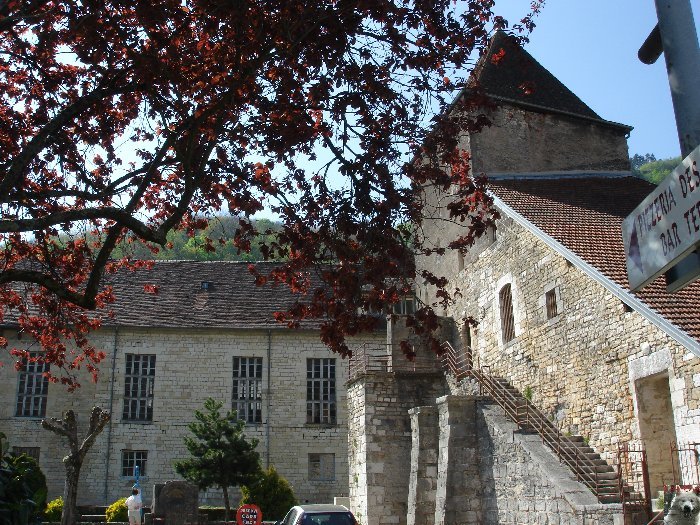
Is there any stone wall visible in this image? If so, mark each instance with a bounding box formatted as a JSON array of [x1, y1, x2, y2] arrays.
[[407, 406, 439, 525], [425, 213, 700, 466], [468, 105, 630, 174], [347, 372, 447, 525], [0, 327, 384, 507]]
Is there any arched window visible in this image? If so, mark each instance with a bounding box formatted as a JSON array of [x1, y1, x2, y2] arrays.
[[499, 284, 515, 343]]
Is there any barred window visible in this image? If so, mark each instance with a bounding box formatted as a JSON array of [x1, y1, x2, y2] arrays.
[[15, 352, 49, 418], [232, 357, 263, 424], [12, 447, 40, 461], [307, 359, 336, 425], [545, 288, 558, 320], [122, 450, 147, 477], [123, 354, 156, 421], [308, 453, 335, 481], [487, 224, 497, 244], [499, 284, 516, 344]]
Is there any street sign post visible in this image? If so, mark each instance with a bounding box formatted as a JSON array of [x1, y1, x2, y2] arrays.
[[623, 145, 700, 291]]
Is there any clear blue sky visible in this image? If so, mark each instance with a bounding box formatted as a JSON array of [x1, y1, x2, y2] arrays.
[[494, 0, 700, 161]]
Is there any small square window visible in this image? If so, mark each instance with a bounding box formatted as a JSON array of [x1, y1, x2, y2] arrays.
[[122, 450, 147, 478], [545, 289, 558, 320], [308, 453, 335, 481], [12, 447, 40, 461]]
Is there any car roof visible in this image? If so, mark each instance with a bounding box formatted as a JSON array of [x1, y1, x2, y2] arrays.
[[295, 504, 351, 513]]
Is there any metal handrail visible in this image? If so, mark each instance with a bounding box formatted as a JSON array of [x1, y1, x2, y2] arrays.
[[348, 342, 442, 382], [439, 341, 623, 503]]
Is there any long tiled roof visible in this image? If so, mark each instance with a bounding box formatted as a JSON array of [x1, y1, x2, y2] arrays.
[[101, 261, 322, 329], [489, 175, 700, 343]]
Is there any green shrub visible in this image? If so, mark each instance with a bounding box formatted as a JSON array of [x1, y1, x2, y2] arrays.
[[105, 497, 128, 522], [0, 436, 48, 525], [240, 466, 297, 521], [43, 497, 63, 523]]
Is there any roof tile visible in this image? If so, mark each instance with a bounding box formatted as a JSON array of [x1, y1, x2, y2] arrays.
[[490, 175, 700, 343]]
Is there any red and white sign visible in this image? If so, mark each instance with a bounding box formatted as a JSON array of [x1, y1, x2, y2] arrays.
[[623, 144, 700, 291], [236, 504, 262, 525]]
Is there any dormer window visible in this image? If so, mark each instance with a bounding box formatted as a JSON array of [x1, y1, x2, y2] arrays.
[[200, 281, 213, 291], [392, 295, 415, 315]]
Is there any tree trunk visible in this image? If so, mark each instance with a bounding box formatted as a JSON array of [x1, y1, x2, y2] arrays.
[[62, 459, 82, 525], [222, 486, 231, 523], [42, 408, 110, 525]]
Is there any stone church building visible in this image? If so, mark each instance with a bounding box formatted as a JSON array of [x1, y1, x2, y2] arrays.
[[0, 261, 386, 507], [347, 32, 700, 525]]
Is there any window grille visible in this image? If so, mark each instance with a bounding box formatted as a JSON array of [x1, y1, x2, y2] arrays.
[[122, 450, 147, 477], [308, 453, 335, 481], [123, 354, 156, 421], [12, 447, 40, 461], [232, 357, 263, 424], [15, 352, 49, 417], [306, 359, 336, 424], [545, 289, 558, 319], [499, 284, 516, 343]]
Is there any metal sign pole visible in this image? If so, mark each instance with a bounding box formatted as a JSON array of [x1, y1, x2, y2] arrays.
[[133, 465, 144, 524], [636, 0, 700, 292], [653, 0, 700, 158]]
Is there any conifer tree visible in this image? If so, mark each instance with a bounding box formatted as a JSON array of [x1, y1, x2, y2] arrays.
[[174, 399, 261, 522]]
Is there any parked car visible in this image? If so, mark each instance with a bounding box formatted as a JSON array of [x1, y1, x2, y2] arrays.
[[275, 504, 357, 525]]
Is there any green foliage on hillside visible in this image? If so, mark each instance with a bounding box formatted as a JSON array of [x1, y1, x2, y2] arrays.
[[631, 154, 682, 185], [52, 217, 285, 262], [112, 216, 285, 261]]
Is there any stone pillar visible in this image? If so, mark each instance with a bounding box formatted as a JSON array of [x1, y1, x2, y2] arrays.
[[434, 396, 481, 525], [407, 406, 439, 525], [348, 373, 447, 525]]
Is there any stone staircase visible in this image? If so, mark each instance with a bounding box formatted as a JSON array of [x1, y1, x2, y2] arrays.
[[488, 376, 625, 504], [439, 341, 647, 507]]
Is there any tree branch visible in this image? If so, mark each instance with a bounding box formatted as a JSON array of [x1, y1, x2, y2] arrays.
[[79, 406, 110, 459], [0, 78, 139, 202], [0, 207, 167, 244], [41, 409, 78, 455]]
